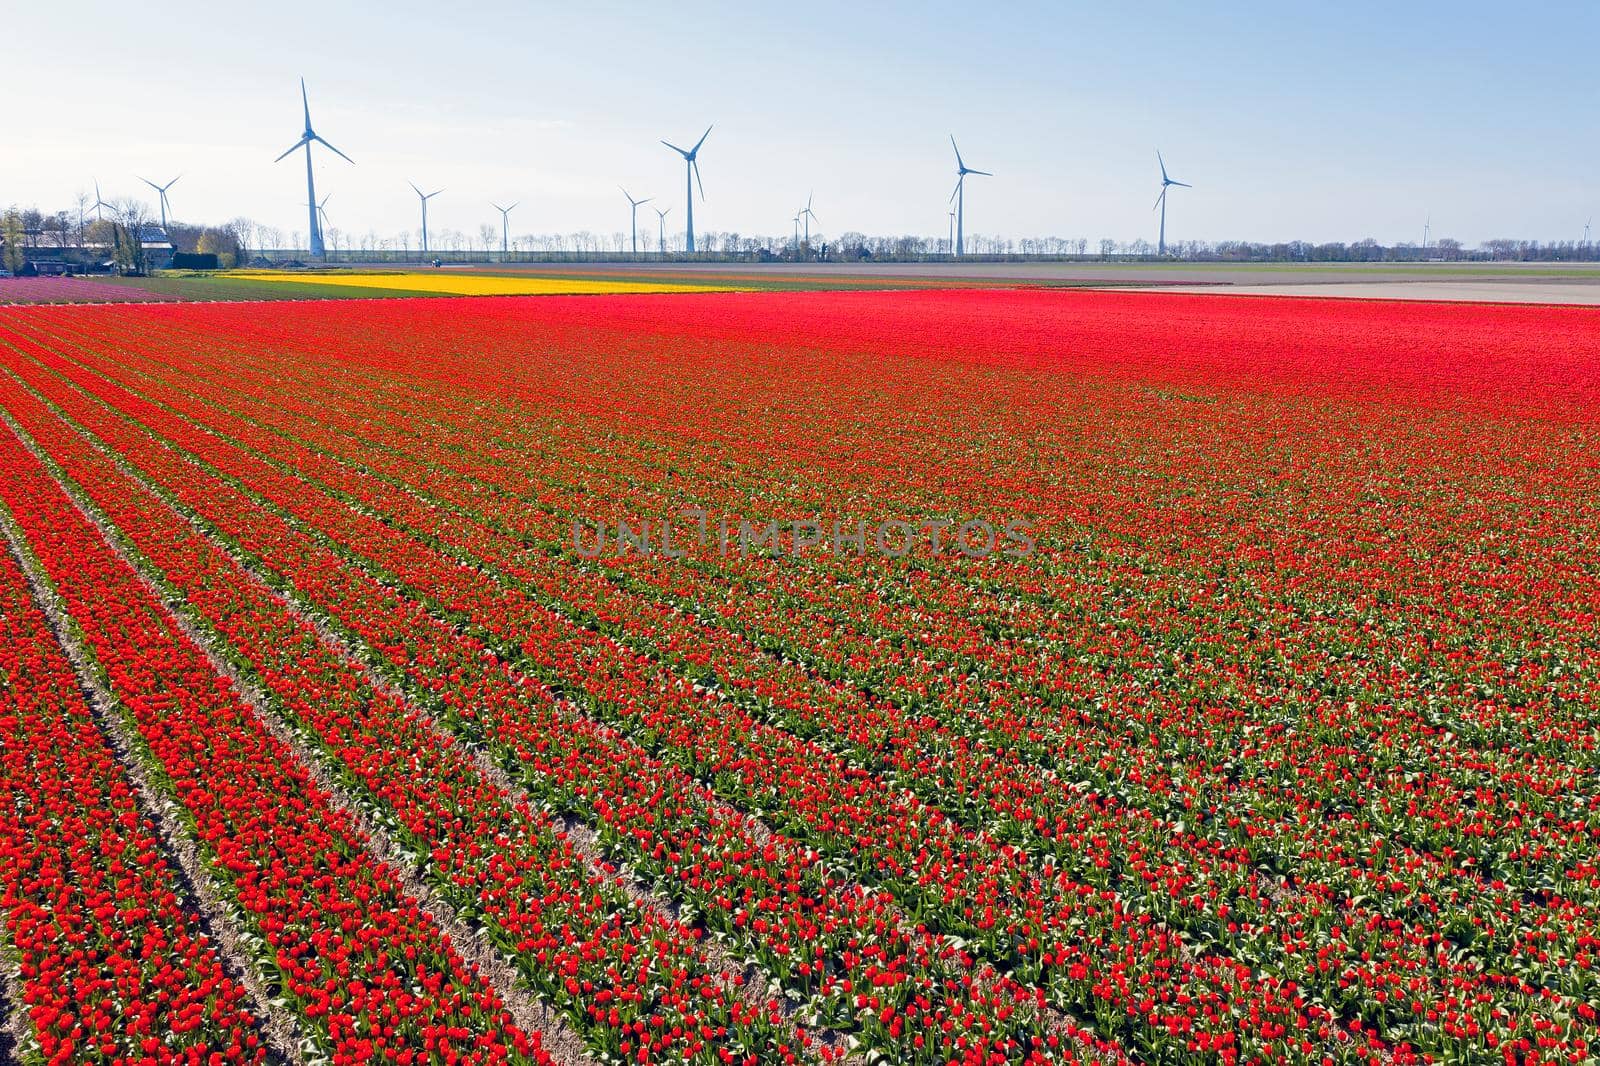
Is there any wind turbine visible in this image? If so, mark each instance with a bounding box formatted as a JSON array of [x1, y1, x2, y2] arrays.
[[800, 191, 818, 244], [410, 183, 443, 255], [1584, 218, 1591, 247], [1153, 151, 1191, 256], [139, 175, 180, 230], [316, 195, 333, 252], [661, 125, 711, 253], [947, 209, 955, 254], [1422, 214, 1430, 254], [274, 78, 352, 259], [620, 188, 652, 255], [654, 206, 670, 255], [491, 202, 518, 257], [792, 212, 802, 249], [948, 136, 991, 257], [91, 179, 112, 222]]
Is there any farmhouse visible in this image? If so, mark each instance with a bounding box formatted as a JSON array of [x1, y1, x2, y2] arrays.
[[4, 223, 175, 273]]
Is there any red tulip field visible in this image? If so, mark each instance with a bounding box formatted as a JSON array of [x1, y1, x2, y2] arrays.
[[0, 288, 1596, 1066]]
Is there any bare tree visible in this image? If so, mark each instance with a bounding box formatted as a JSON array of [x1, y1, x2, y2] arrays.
[[226, 217, 257, 263], [73, 192, 91, 246], [109, 198, 153, 274]]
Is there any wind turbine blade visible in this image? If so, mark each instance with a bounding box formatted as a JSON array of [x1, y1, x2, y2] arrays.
[[139, 176, 159, 191], [968, 169, 993, 177], [508, 202, 519, 212], [1153, 187, 1167, 211], [661, 140, 689, 156], [313, 135, 354, 164], [301, 78, 312, 130], [950, 135, 964, 171], [694, 159, 705, 200], [949, 177, 962, 204], [274, 137, 310, 163], [410, 181, 423, 197], [691, 124, 713, 154], [1157, 150, 1169, 182], [492, 202, 504, 213], [1170, 180, 1192, 188], [639, 197, 652, 206], [806, 190, 813, 211]]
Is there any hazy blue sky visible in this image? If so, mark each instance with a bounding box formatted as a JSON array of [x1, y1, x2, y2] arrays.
[[7, 1, 1596, 247]]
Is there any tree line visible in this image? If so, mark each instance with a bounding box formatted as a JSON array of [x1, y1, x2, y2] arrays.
[[1, 200, 254, 273], [4, 197, 1597, 268]]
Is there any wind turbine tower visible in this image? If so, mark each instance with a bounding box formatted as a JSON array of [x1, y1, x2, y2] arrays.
[[800, 192, 818, 244], [275, 79, 352, 258], [410, 184, 443, 255], [621, 189, 652, 255], [1153, 151, 1191, 256], [1423, 215, 1431, 254], [948, 136, 992, 257], [317, 195, 333, 253], [654, 206, 671, 255], [492, 202, 518, 257], [91, 180, 112, 222], [661, 125, 711, 253], [139, 175, 181, 230]]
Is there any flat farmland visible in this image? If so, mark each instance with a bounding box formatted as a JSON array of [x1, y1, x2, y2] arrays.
[[435, 260, 1600, 303], [0, 275, 189, 304], [11, 262, 1598, 305], [0, 289, 1597, 1066]]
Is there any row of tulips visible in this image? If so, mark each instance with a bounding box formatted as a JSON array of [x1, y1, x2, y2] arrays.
[[0, 330, 1107, 1063], [118, 332, 1598, 959], [17, 300, 1598, 1061], [78, 297, 1593, 869], [0, 513, 264, 1064], [4, 286, 1598, 1066], [203, 331, 1592, 884], [278, 373, 1599, 981], [0, 369, 803, 1065], [0, 401, 545, 1065], [85, 301, 1599, 970], [9, 317, 1387, 1062]]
